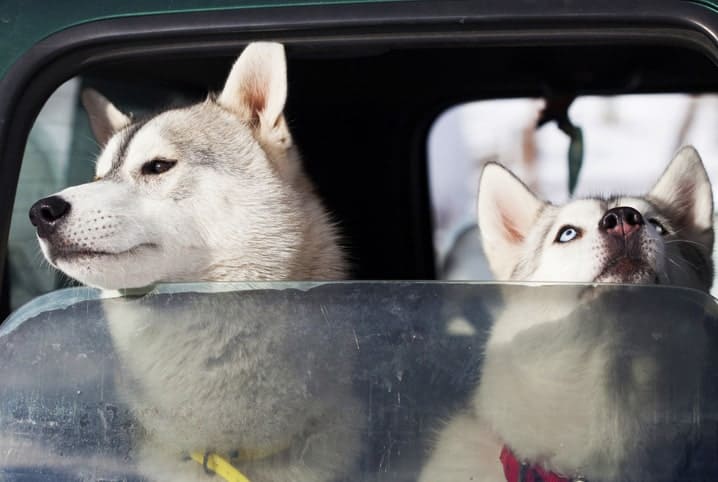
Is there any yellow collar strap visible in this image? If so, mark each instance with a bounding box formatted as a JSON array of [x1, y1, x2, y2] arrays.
[[190, 443, 291, 482], [190, 452, 250, 482]]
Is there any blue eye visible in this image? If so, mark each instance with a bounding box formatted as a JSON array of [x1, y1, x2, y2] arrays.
[[649, 218, 667, 236], [556, 225, 581, 243]]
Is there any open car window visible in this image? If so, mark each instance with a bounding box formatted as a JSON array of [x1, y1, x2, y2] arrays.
[[429, 94, 718, 293]]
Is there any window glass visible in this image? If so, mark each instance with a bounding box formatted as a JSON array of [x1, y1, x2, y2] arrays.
[[0, 282, 715, 481]]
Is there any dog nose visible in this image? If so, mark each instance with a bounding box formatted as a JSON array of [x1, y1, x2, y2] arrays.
[[599, 206, 644, 238], [29, 196, 71, 238]]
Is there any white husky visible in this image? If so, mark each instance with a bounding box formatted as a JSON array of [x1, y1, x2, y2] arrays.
[[420, 147, 715, 482], [30, 43, 361, 482], [31, 45, 344, 289]]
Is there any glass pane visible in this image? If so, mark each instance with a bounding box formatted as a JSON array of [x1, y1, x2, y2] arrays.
[[1, 282, 716, 481]]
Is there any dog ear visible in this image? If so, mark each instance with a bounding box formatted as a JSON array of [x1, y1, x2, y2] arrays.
[[478, 162, 545, 279], [81, 89, 131, 146], [218, 42, 291, 149], [649, 146, 714, 233]]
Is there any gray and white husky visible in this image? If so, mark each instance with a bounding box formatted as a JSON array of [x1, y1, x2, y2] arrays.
[[420, 147, 716, 482], [29, 43, 362, 482]]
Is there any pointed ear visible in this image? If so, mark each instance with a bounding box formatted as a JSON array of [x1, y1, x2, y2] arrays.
[[478, 162, 546, 279], [217, 42, 291, 148], [649, 146, 714, 233], [81, 89, 131, 146]]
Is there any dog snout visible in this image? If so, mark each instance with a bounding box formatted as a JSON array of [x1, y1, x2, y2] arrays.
[[599, 206, 644, 238], [29, 196, 71, 238]]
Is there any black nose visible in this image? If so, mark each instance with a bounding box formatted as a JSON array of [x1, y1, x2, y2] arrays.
[[29, 196, 71, 238], [599, 206, 644, 238]]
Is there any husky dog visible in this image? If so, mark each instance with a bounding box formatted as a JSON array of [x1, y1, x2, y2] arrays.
[[29, 43, 362, 482], [30, 45, 344, 289], [477, 146, 713, 289], [420, 147, 716, 482]]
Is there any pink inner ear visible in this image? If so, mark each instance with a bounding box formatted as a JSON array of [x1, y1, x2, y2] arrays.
[[241, 73, 267, 124], [500, 211, 525, 244]]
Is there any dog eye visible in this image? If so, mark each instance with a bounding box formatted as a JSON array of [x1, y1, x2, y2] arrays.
[[556, 225, 581, 243], [141, 159, 177, 175], [648, 218, 668, 236]]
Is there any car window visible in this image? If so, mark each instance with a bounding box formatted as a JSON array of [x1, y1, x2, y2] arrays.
[[1, 282, 716, 481], [5, 42, 718, 482], [429, 94, 718, 294]]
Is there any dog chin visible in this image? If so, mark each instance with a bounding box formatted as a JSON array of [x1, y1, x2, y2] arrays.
[[593, 257, 658, 285], [52, 244, 161, 289], [57, 261, 160, 290]]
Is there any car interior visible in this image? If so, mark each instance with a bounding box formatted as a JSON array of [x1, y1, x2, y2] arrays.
[[5, 41, 718, 315]]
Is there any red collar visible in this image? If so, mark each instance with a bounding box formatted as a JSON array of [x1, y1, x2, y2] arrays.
[[500, 445, 574, 482]]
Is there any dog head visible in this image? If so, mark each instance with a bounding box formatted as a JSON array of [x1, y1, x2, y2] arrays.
[[478, 146, 714, 291], [29, 42, 345, 289]]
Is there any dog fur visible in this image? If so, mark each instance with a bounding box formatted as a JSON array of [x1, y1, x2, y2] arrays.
[[31, 42, 361, 482], [420, 147, 715, 482]]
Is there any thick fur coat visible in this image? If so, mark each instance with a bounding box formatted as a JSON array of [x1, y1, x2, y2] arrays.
[[31, 43, 362, 482]]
